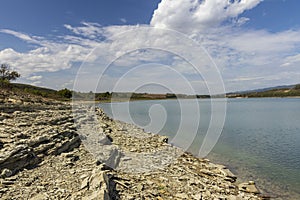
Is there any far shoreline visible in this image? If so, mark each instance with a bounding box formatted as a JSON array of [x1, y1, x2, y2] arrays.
[[72, 95, 300, 104]]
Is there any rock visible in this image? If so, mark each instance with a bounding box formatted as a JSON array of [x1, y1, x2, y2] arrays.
[[7, 98, 22, 104], [29, 193, 48, 200], [200, 169, 214, 176], [28, 136, 49, 147], [136, 184, 144, 191], [1, 180, 15, 185], [95, 145, 122, 169], [0, 145, 40, 174], [204, 190, 211, 197], [219, 168, 237, 182], [100, 123, 108, 128], [0, 168, 12, 178], [159, 136, 168, 143], [0, 188, 9, 193], [80, 168, 111, 200], [248, 180, 255, 185], [105, 129, 112, 133], [175, 193, 189, 199], [53, 136, 81, 155], [192, 193, 202, 200], [98, 135, 112, 145], [227, 195, 239, 200], [80, 177, 89, 190], [34, 142, 55, 155], [238, 182, 260, 194]]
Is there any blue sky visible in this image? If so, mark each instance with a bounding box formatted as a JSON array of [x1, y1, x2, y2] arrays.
[[0, 0, 299, 93], [0, 0, 160, 51]]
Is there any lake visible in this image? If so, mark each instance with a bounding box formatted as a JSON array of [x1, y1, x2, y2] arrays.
[[99, 98, 300, 199]]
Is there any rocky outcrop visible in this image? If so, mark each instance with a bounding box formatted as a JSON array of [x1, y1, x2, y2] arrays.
[[0, 91, 111, 199], [0, 90, 263, 199], [0, 94, 81, 177], [74, 166, 113, 200]]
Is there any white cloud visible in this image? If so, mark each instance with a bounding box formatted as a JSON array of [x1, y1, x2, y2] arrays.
[[32, 81, 41, 86], [61, 79, 74, 89], [0, 29, 40, 43], [225, 29, 300, 54], [0, 28, 94, 77], [120, 18, 127, 23], [195, 27, 300, 71], [234, 17, 250, 26], [0, 44, 91, 77], [228, 76, 265, 82], [27, 75, 42, 81], [64, 22, 105, 40], [150, 0, 262, 33], [281, 54, 300, 67]]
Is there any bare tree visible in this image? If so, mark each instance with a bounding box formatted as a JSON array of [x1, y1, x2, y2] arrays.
[[0, 64, 21, 87]]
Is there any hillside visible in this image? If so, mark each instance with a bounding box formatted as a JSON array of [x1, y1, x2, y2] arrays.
[[5, 83, 70, 101], [227, 84, 300, 98]]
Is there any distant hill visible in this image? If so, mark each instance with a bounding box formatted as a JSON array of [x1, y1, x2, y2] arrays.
[[231, 84, 296, 94], [227, 84, 300, 98], [4, 82, 300, 101]]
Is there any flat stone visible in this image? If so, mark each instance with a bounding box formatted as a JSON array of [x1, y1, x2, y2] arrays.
[[192, 193, 202, 200], [80, 177, 89, 190], [1, 180, 15, 185], [238, 182, 260, 194], [29, 193, 48, 200], [175, 193, 189, 199]]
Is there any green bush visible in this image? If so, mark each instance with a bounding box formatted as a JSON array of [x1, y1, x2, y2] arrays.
[[57, 88, 72, 99]]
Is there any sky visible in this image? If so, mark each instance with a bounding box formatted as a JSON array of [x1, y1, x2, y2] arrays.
[[0, 0, 299, 94]]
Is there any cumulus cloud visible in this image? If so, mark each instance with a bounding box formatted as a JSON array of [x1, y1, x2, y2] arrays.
[[0, 45, 91, 77], [0, 28, 94, 77], [151, 0, 262, 33]]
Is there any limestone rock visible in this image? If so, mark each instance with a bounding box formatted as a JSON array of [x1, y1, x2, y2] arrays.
[[238, 181, 260, 194], [159, 135, 168, 143], [29, 193, 48, 200], [80, 168, 112, 200], [0, 169, 12, 178]]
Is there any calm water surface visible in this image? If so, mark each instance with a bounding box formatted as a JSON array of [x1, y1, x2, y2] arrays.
[[99, 98, 300, 199]]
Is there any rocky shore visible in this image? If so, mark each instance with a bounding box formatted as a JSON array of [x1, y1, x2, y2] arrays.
[[0, 90, 264, 199]]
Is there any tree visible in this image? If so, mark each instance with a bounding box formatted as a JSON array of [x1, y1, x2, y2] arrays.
[[57, 88, 73, 99], [0, 64, 20, 87]]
